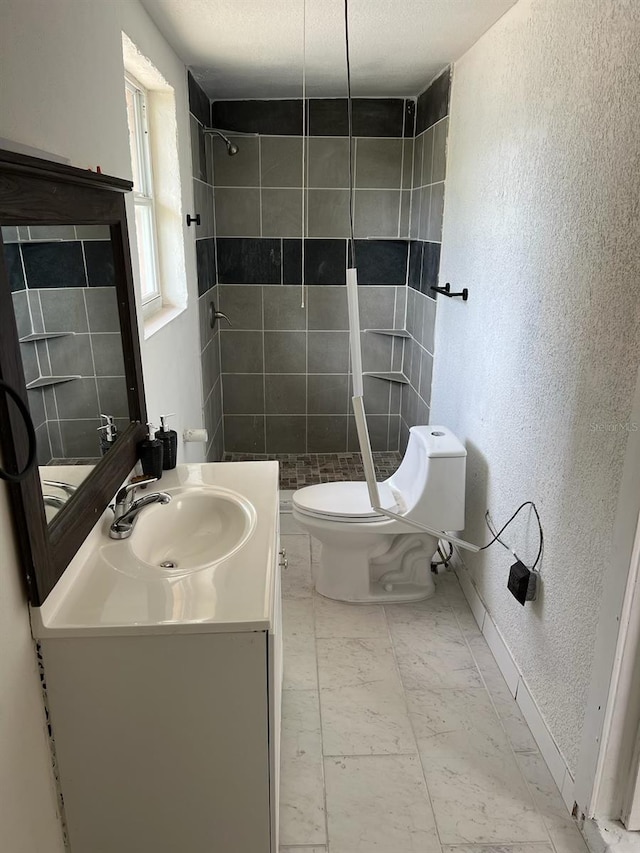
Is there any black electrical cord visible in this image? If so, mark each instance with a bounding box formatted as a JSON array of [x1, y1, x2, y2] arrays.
[[0, 379, 37, 482], [481, 501, 544, 571]]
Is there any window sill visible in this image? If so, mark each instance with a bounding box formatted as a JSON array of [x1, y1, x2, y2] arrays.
[[143, 303, 186, 340]]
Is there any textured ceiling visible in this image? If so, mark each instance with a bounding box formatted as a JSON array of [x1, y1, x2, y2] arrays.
[[140, 0, 518, 99]]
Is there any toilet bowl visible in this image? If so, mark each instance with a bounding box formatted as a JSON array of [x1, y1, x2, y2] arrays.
[[292, 425, 467, 603]]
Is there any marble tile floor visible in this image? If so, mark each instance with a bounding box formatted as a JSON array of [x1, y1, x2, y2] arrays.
[[278, 495, 589, 853]]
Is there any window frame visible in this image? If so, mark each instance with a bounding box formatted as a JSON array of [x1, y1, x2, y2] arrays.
[[125, 72, 162, 318]]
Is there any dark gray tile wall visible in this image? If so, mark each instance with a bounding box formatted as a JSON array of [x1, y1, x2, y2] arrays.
[[400, 69, 451, 454], [3, 224, 127, 461], [218, 285, 406, 453], [188, 75, 451, 456], [189, 73, 223, 462]]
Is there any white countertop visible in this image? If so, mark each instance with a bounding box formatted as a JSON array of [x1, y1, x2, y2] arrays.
[[31, 462, 280, 638]]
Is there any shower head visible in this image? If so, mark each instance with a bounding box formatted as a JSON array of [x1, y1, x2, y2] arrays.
[[203, 128, 239, 156]]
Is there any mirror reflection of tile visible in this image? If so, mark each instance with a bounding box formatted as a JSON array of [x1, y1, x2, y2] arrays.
[[2, 225, 129, 464]]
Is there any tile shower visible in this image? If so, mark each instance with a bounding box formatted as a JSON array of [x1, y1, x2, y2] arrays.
[[3, 226, 127, 463], [189, 68, 451, 459]]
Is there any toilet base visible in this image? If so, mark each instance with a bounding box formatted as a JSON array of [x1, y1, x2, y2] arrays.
[[311, 529, 438, 604]]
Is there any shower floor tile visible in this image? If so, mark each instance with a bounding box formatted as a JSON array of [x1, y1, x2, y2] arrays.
[[278, 509, 590, 853], [224, 450, 401, 489]]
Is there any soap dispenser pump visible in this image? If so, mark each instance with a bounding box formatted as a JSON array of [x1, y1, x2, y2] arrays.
[[155, 414, 177, 470], [97, 413, 118, 455], [137, 422, 164, 480]]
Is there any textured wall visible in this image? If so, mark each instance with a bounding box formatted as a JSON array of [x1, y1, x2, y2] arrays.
[[431, 0, 640, 773]]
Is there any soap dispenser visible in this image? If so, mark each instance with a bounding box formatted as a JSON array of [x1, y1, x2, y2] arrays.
[[155, 414, 177, 470], [97, 414, 118, 455], [137, 423, 164, 480]]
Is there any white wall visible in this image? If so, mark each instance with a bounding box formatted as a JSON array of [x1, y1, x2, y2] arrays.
[[432, 0, 640, 774], [0, 1, 203, 847]]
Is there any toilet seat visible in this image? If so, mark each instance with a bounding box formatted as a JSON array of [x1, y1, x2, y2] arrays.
[[292, 480, 400, 524]]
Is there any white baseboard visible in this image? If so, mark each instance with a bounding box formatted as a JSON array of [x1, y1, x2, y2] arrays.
[[451, 547, 577, 815]]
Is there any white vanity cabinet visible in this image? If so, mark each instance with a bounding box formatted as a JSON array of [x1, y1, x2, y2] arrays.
[[33, 462, 282, 853]]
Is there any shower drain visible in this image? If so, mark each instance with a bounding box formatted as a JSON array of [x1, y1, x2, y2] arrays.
[[159, 560, 178, 569]]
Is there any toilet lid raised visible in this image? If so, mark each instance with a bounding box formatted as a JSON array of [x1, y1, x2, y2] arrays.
[[292, 481, 399, 520]]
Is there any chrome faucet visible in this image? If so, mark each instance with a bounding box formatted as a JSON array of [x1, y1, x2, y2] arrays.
[[43, 494, 67, 509], [43, 479, 78, 497], [109, 476, 171, 540]]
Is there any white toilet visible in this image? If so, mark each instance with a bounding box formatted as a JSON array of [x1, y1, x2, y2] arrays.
[[292, 425, 467, 603]]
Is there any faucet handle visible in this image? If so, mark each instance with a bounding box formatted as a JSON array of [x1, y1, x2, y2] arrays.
[[116, 474, 158, 506]]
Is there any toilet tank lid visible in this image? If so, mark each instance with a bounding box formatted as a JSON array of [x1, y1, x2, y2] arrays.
[[411, 426, 467, 458]]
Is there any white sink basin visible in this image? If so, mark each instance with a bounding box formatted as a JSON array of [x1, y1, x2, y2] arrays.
[[101, 485, 257, 579]]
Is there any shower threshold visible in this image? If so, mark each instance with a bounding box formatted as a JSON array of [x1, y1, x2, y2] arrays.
[[223, 451, 401, 490]]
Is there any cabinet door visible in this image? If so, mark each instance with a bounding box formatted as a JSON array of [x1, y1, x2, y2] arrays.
[[268, 540, 284, 851]]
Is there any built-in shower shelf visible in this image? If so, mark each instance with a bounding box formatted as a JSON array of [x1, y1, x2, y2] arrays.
[[19, 332, 73, 343], [363, 371, 409, 384], [26, 375, 80, 390], [364, 328, 410, 338]]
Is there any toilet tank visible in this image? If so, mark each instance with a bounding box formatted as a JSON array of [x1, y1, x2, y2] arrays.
[[388, 426, 466, 531]]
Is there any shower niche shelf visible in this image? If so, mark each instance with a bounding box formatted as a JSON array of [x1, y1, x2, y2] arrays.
[[363, 371, 409, 384], [19, 332, 73, 343], [364, 329, 410, 339], [26, 375, 81, 390]]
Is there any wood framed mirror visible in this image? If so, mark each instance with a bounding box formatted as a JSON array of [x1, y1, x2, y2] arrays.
[[0, 149, 147, 605]]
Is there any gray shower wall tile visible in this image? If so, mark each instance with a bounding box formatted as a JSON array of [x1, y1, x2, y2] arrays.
[[421, 294, 437, 353], [388, 414, 400, 451], [263, 286, 307, 330], [224, 415, 265, 454], [361, 330, 393, 373], [307, 137, 350, 188], [402, 139, 414, 190], [212, 135, 259, 186], [222, 373, 265, 415], [60, 418, 101, 458], [214, 188, 261, 237], [264, 331, 306, 373], [306, 189, 351, 238], [419, 349, 434, 404], [347, 413, 389, 452], [190, 114, 208, 183], [307, 331, 350, 374], [355, 138, 403, 189], [261, 189, 303, 238], [354, 189, 400, 238], [260, 137, 303, 187], [96, 377, 129, 419], [220, 330, 264, 373], [358, 287, 396, 329], [400, 191, 411, 238], [266, 416, 306, 453], [27, 388, 46, 429], [421, 126, 435, 186], [218, 285, 263, 329], [418, 185, 431, 242], [307, 416, 347, 453], [47, 334, 94, 377], [307, 286, 349, 330], [84, 287, 120, 333], [427, 182, 444, 242], [265, 374, 306, 415], [12, 291, 30, 339], [35, 423, 52, 467], [363, 375, 392, 415], [53, 378, 99, 419], [40, 288, 88, 333], [412, 133, 424, 189], [91, 334, 125, 377], [193, 179, 215, 239], [307, 373, 349, 415], [432, 118, 448, 183]]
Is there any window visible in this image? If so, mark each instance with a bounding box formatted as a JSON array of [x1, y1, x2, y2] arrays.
[[125, 74, 162, 316]]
